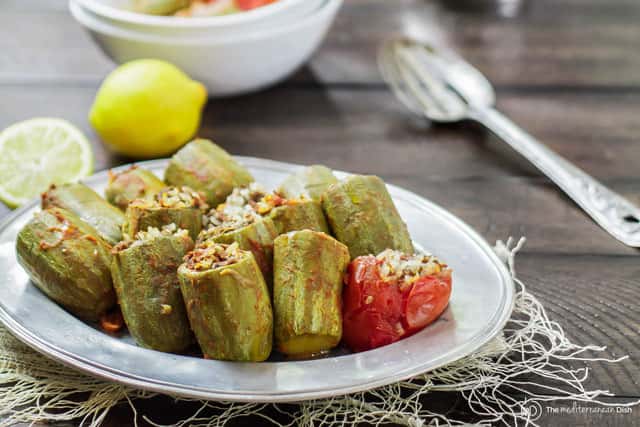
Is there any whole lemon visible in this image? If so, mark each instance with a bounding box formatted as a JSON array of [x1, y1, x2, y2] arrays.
[[89, 59, 207, 159]]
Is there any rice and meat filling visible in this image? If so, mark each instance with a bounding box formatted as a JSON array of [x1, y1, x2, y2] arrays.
[[376, 249, 450, 289], [114, 223, 190, 251], [183, 241, 243, 272], [152, 186, 209, 210], [202, 182, 326, 240], [123, 186, 208, 241], [201, 183, 266, 235]]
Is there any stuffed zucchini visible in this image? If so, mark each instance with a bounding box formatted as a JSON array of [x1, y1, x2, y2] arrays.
[[273, 230, 350, 356], [178, 242, 273, 361], [254, 191, 329, 235], [277, 165, 338, 202], [164, 139, 254, 206], [123, 186, 208, 241], [42, 183, 126, 245], [267, 199, 329, 235], [216, 183, 329, 236], [321, 175, 413, 258], [111, 224, 194, 352], [105, 166, 166, 211], [15, 207, 116, 321], [198, 190, 278, 285]]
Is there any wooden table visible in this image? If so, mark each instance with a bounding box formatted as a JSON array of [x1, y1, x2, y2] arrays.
[[1, 0, 638, 425]]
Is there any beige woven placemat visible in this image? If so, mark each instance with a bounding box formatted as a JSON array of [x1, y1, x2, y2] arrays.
[[0, 238, 636, 426]]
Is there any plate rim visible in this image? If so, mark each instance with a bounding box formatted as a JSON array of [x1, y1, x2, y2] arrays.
[[0, 157, 515, 402]]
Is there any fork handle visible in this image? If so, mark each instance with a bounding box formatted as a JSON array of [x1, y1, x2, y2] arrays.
[[469, 107, 640, 247]]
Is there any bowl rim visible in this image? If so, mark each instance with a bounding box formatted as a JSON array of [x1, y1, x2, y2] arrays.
[[70, 0, 340, 45], [76, 0, 317, 28]]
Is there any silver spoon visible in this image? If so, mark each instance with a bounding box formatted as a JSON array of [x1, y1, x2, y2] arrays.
[[379, 37, 640, 247]]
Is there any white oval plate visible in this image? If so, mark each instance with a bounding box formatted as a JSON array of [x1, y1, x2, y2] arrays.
[[0, 158, 514, 402]]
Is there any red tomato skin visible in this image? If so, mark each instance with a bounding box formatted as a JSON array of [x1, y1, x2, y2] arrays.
[[341, 256, 403, 352], [342, 256, 452, 352], [236, 0, 277, 11], [402, 270, 452, 335]]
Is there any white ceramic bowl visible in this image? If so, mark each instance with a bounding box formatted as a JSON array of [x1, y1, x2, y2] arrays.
[[77, 0, 325, 36], [70, 0, 342, 96]]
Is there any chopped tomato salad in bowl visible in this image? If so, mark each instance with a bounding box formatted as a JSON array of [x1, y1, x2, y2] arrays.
[[70, 0, 341, 96], [173, 0, 281, 17]]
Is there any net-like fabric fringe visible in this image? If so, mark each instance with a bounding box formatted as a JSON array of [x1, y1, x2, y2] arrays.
[[0, 238, 636, 426]]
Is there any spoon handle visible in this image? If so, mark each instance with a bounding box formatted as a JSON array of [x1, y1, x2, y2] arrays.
[[469, 107, 640, 247]]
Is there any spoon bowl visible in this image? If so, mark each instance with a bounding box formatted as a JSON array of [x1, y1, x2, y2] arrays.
[[379, 37, 640, 247], [379, 38, 495, 123]]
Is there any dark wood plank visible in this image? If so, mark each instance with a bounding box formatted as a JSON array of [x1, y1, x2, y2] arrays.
[[2, 85, 639, 181], [316, 0, 640, 88], [1, 85, 639, 255], [94, 394, 640, 427], [395, 178, 640, 257], [205, 88, 640, 182], [11, 395, 640, 427], [2, 0, 640, 88], [516, 254, 640, 397], [536, 397, 640, 427]]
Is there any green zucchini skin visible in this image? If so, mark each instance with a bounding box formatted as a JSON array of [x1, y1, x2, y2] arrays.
[[164, 139, 254, 206], [105, 166, 166, 211], [123, 205, 202, 241], [268, 200, 330, 235], [277, 165, 339, 202], [321, 175, 414, 259], [178, 250, 273, 362], [197, 217, 278, 287], [132, 0, 190, 15], [15, 208, 116, 321], [111, 233, 194, 352], [42, 183, 126, 245], [273, 230, 350, 356]]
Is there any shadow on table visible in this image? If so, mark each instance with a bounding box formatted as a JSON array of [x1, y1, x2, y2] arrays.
[[439, 0, 531, 17]]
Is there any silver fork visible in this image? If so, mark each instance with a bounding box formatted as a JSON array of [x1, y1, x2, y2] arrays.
[[379, 37, 640, 247]]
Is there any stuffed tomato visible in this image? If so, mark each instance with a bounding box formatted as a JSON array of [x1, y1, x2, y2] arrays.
[[342, 249, 452, 353]]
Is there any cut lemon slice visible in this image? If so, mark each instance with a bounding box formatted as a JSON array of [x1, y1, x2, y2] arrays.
[[0, 118, 94, 208]]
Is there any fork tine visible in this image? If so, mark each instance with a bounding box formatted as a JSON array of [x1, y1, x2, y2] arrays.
[[379, 39, 467, 121], [406, 41, 497, 108], [396, 46, 458, 118], [378, 40, 425, 117]]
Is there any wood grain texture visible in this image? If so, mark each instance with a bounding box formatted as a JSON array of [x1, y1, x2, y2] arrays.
[[517, 254, 640, 397], [2, 0, 640, 87], [1, 0, 639, 425], [11, 396, 640, 427], [1, 86, 638, 256], [1, 85, 639, 182]]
